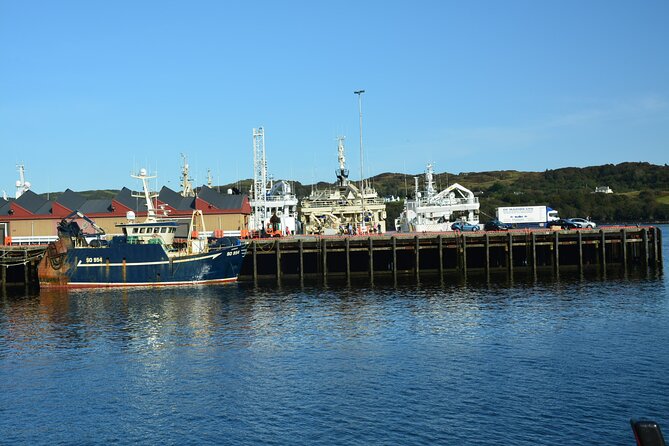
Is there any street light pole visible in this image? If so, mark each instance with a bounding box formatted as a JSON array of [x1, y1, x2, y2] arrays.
[[354, 89, 365, 231]]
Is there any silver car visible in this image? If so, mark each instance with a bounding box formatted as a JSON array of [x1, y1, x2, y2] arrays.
[[568, 218, 596, 229]]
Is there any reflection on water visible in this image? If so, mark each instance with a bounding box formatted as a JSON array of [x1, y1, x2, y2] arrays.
[[0, 251, 667, 444]]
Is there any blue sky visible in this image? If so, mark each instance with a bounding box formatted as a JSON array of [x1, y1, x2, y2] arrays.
[[1, 0, 668, 194]]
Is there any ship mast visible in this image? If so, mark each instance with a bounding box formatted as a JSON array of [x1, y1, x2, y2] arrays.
[[354, 90, 366, 228], [15, 164, 31, 199], [425, 163, 436, 200], [180, 153, 194, 197], [335, 136, 349, 187], [132, 168, 158, 222], [253, 127, 267, 228]]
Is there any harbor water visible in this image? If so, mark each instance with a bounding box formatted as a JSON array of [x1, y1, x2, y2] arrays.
[[1, 226, 667, 445]]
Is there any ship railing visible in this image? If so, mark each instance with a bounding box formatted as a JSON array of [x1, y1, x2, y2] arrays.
[[262, 195, 297, 203], [302, 197, 387, 208], [425, 196, 479, 205], [197, 230, 241, 238], [9, 235, 58, 245]]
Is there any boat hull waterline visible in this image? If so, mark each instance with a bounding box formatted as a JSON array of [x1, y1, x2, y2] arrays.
[[38, 241, 246, 288]]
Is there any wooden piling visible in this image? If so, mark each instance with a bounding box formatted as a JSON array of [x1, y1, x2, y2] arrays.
[[507, 232, 513, 274], [438, 234, 443, 276], [621, 229, 627, 271], [414, 236, 420, 278], [530, 232, 537, 271], [650, 227, 657, 265], [553, 231, 560, 272], [391, 236, 397, 280], [658, 228, 663, 267], [345, 237, 350, 279], [23, 250, 28, 285], [252, 241, 258, 281], [368, 237, 374, 280], [642, 228, 649, 268], [275, 240, 281, 281], [322, 238, 327, 279], [484, 233, 490, 274], [461, 234, 467, 275], [600, 230, 606, 272], [577, 230, 583, 272], [299, 238, 304, 280]]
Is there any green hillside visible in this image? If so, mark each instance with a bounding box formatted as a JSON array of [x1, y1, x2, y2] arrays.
[[41, 162, 669, 225], [222, 162, 669, 225]]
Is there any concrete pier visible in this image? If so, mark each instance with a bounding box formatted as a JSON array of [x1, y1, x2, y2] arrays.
[[239, 226, 663, 282]]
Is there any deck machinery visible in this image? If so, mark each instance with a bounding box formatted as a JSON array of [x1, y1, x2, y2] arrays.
[[300, 137, 386, 235]]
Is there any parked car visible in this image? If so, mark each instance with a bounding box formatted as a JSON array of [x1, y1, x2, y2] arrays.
[[484, 219, 512, 231], [568, 218, 596, 229], [451, 221, 481, 232], [547, 219, 579, 230]]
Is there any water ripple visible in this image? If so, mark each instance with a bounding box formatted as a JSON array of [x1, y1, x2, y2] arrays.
[[1, 262, 668, 445]]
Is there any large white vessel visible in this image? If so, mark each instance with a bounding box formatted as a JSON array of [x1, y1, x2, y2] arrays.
[[396, 163, 480, 232], [3, 164, 31, 200], [248, 127, 298, 236], [300, 137, 386, 235]]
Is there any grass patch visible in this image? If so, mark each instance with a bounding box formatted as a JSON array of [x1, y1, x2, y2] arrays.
[[656, 193, 669, 205]]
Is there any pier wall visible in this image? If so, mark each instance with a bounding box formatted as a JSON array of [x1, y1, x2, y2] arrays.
[[0, 245, 44, 291], [239, 226, 663, 282], [0, 226, 663, 291]]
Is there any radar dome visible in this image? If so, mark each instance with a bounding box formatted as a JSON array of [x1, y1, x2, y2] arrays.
[[140, 168, 147, 176], [15, 180, 21, 187], [126, 211, 136, 221], [24, 181, 31, 189]]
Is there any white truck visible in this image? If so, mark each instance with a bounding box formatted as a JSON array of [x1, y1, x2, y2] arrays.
[[496, 206, 559, 228]]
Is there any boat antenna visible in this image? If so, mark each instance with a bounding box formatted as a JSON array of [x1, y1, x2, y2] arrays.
[[354, 89, 365, 228]]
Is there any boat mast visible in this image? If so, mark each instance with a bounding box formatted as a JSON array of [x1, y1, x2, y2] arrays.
[[15, 163, 31, 199], [131, 168, 158, 222], [253, 127, 267, 229], [180, 153, 194, 197], [335, 136, 349, 187], [354, 90, 365, 227], [426, 163, 435, 201], [414, 176, 420, 204]]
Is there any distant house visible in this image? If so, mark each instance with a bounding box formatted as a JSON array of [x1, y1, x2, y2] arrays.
[[594, 186, 613, 194], [0, 185, 251, 244]]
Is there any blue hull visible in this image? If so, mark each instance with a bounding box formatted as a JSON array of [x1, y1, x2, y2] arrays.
[[39, 238, 246, 287]]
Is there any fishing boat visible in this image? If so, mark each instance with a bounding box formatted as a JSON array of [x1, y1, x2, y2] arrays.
[[395, 163, 480, 232], [37, 168, 246, 287]]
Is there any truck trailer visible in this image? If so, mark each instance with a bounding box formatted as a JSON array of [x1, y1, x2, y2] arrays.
[[496, 206, 559, 228]]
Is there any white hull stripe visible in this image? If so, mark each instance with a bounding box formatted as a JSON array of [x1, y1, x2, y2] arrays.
[[76, 252, 225, 268], [41, 277, 238, 288]]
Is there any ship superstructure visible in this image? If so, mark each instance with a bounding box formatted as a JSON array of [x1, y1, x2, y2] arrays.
[[396, 163, 479, 232], [300, 137, 386, 235], [248, 127, 298, 235]]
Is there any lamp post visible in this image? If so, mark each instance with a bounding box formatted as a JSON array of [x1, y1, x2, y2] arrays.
[[354, 89, 365, 230]]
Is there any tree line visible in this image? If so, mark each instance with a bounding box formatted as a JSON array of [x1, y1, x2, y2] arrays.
[[43, 162, 669, 226]]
